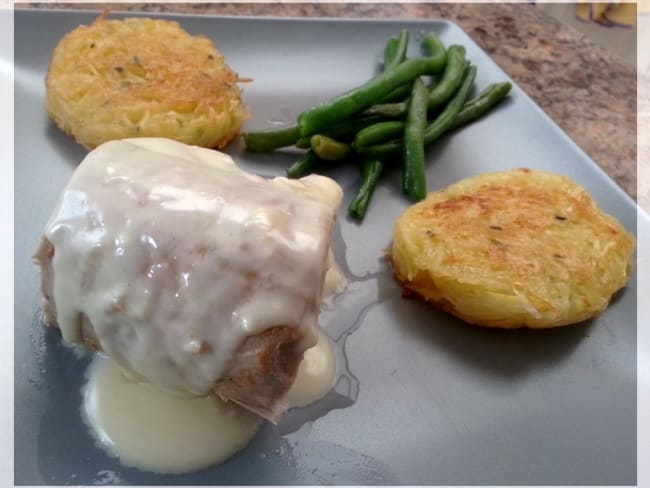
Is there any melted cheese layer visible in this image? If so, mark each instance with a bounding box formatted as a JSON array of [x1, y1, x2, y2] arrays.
[[45, 137, 342, 395], [83, 326, 338, 474], [83, 355, 260, 474], [287, 328, 336, 408]]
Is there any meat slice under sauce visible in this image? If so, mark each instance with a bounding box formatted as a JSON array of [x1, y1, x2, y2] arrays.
[[33, 137, 343, 422]]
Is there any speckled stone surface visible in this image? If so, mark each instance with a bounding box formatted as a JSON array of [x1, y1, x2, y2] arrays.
[[22, 2, 637, 199]]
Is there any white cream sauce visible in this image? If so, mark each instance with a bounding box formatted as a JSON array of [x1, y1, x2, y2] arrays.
[[82, 327, 337, 473], [323, 250, 346, 301], [287, 328, 336, 408], [83, 355, 260, 474], [44, 137, 343, 396]]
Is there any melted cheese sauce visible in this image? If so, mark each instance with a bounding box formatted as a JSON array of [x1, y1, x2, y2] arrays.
[[44, 138, 343, 396], [83, 355, 260, 474], [287, 328, 336, 408], [83, 328, 337, 473], [323, 251, 346, 300]]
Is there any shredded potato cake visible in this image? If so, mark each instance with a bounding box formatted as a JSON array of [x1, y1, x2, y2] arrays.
[[45, 15, 249, 149], [390, 168, 635, 328]]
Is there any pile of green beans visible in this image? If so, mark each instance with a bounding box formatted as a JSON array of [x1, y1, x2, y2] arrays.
[[241, 30, 512, 220]]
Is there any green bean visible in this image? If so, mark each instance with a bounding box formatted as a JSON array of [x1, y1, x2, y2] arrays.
[[383, 37, 400, 67], [402, 78, 429, 200], [375, 83, 412, 104], [242, 124, 300, 152], [348, 159, 384, 220], [363, 101, 407, 118], [356, 64, 477, 158], [354, 121, 404, 148], [246, 114, 387, 152], [287, 150, 320, 179], [449, 81, 512, 130], [295, 136, 311, 149], [376, 31, 412, 104], [384, 30, 409, 72], [426, 45, 466, 108], [364, 45, 466, 119], [297, 56, 446, 137], [354, 138, 402, 159], [316, 114, 387, 141], [409, 64, 477, 146], [310, 135, 351, 160], [362, 33, 447, 118], [422, 32, 445, 60], [355, 79, 511, 149]]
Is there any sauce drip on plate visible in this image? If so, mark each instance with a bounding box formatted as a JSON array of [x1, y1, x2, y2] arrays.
[[82, 326, 338, 473], [83, 355, 260, 474]]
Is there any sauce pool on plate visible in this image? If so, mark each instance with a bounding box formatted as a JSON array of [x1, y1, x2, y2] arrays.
[[82, 327, 338, 474]]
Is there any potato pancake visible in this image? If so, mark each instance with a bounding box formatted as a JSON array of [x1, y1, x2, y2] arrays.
[[45, 15, 248, 149], [390, 168, 635, 328]]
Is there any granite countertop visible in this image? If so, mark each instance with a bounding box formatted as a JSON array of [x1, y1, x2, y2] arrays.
[[23, 2, 637, 200]]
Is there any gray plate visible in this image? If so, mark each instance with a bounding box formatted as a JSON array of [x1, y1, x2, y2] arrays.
[[14, 9, 637, 486]]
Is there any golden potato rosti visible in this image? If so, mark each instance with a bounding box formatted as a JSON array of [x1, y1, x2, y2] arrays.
[[391, 168, 635, 329], [45, 15, 249, 149]]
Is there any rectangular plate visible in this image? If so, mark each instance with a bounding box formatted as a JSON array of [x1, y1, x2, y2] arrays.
[[14, 9, 637, 485]]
